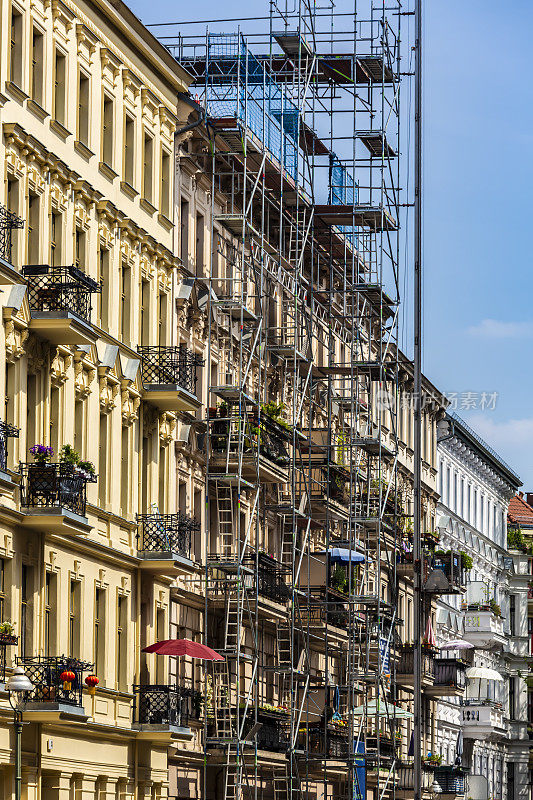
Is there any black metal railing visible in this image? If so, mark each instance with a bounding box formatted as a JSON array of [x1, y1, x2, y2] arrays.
[[135, 684, 202, 727], [433, 550, 465, 589], [0, 634, 18, 682], [433, 766, 466, 795], [302, 725, 350, 759], [242, 553, 290, 603], [138, 345, 203, 395], [210, 410, 290, 467], [434, 658, 466, 690], [398, 644, 435, 679], [136, 513, 199, 559], [22, 265, 100, 322], [397, 763, 435, 791], [244, 711, 290, 752], [19, 462, 89, 516], [0, 204, 24, 263], [17, 655, 93, 707], [0, 420, 19, 472]]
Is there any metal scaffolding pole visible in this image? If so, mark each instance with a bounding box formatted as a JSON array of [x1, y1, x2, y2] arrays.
[[413, 1, 423, 800]]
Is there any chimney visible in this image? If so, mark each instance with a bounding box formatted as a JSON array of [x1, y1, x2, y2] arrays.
[[526, 492, 533, 508], [518, 491, 524, 500]]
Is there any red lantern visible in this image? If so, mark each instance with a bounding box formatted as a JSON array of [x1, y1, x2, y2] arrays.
[[85, 674, 99, 696], [60, 670, 75, 690]]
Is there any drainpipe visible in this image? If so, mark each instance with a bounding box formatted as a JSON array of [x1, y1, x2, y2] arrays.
[[176, 92, 207, 137]]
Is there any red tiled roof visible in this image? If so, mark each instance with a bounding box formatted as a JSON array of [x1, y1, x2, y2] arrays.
[[508, 494, 533, 526]]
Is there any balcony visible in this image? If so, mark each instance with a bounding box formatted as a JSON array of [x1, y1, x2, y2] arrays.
[[432, 550, 465, 594], [137, 513, 200, 576], [299, 589, 352, 642], [22, 265, 100, 345], [0, 203, 24, 282], [463, 608, 505, 649], [0, 420, 19, 487], [397, 763, 435, 796], [298, 724, 350, 774], [209, 408, 291, 484], [134, 684, 200, 741], [426, 658, 466, 697], [19, 462, 92, 535], [433, 766, 466, 796], [461, 701, 507, 740], [306, 464, 351, 522], [138, 345, 203, 413], [17, 656, 93, 721], [243, 709, 290, 754], [242, 553, 290, 607], [397, 644, 436, 688]]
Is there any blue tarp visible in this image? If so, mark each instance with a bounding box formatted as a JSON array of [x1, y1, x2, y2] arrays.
[[327, 548, 365, 563]]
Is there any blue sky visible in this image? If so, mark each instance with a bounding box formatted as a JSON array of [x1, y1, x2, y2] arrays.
[[130, 0, 533, 486]]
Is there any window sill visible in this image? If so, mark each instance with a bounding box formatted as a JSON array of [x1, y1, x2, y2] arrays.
[[99, 161, 118, 181], [140, 197, 157, 215], [120, 180, 139, 200], [74, 140, 94, 160], [158, 212, 173, 232], [50, 119, 71, 140], [5, 81, 28, 103], [26, 99, 49, 121]]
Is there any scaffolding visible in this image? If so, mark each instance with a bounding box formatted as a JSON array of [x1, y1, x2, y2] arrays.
[[165, 2, 405, 798]]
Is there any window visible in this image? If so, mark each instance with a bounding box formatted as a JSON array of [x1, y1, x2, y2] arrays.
[[121, 426, 129, 515], [143, 133, 153, 203], [75, 227, 86, 270], [69, 579, 81, 658], [44, 571, 57, 656], [124, 115, 135, 186], [120, 262, 131, 342], [460, 478, 464, 518], [161, 149, 171, 217], [480, 495, 484, 531], [98, 415, 108, 507], [446, 466, 450, 506], [98, 247, 110, 328], [117, 595, 128, 688], [0, 560, 6, 622], [196, 213, 204, 275], [156, 608, 165, 683], [158, 292, 167, 346], [51, 211, 62, 266], [54, 49, 67, 126], [10, 8, 23, 87], [28, 193, 40, 263], [140, 279, 150, 345], [21, 565, 31, 659], [510, 595, 516, 636], [74, 399, 86, 459], [31, 27, 44, 106], [94, 587, 105, 678], [7, 178, 20, 265], [102, 95, 114, 166], [78, 73, 90, 146], [180, 199, 189, 266]]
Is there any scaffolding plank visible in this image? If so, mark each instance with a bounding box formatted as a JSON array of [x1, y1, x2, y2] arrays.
[[272, 31, 314, 59], [314, 204, 397, 231], [357, 131, 396, 158]]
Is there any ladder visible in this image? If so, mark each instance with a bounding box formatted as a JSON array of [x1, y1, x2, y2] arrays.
[[216, 482, 234, 559]]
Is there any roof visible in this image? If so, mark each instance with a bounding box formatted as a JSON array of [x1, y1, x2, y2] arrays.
[[508, 494, 533, 528], [448, 413, 522, 489]]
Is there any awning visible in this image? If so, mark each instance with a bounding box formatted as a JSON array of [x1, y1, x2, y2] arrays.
[[326, 548, 365, 564], [436, 514, 450, 530], [353, 699, 413, 719], [466, 666, 503, 681]]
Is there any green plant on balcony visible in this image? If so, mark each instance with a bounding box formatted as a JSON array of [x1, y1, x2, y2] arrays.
[[489, 598, 502, 617], [460, 550, 473, 571], [261, 401, 291, 431], [330, 565, 347, 594], [0, 621, 15, 635], [507, 527, 533, 555]]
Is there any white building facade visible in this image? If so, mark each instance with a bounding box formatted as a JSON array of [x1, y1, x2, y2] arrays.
[[435, 414, 529, 800]]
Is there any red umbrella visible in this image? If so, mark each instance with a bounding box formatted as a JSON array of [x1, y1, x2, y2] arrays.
[[142, 638, 224, 661]]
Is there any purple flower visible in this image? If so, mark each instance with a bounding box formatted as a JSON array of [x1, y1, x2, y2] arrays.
[[30, 444, 54, 463]]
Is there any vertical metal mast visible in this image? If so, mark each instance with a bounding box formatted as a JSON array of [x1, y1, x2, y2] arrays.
[[413, 1, 423, 800]]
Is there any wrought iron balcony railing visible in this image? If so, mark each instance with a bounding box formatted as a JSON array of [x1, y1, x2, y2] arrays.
[[0, 204, 24, 263], [22, 265, 100, 322], [19, 462, 90, 516], [135, 684, 202, 727], [243, 710, 290, 752], [210, 409, 290, 467], [434, 658, 466, 690], [433, 766, 466, 795], [136, 512, 199, 559], [241, 553, 290, 604], [138, 345, 203, 395], [17, 655, 93, 707], [301, 724, 350, 759], [0, 420, 19, 473], [398, 644, 436, 679]]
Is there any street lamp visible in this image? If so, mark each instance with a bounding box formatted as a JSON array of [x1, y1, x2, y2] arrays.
[[6, 666, 33, 800]]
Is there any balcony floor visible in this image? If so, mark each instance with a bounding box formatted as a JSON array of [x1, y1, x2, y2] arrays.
[[29, 312, 97, 346], [20, 507, 91, 536], [142, 385, 201, 413], [133, 723, 194, 742]]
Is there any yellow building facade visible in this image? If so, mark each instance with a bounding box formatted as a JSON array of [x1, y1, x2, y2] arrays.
[[0, 0, 200, 797]]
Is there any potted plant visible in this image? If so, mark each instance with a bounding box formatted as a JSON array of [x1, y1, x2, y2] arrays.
[[27, 445, 55, 500], [0, 621, 17, 645], [330, 565, 348, 594]]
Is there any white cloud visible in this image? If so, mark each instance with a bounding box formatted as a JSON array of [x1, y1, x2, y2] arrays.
[[467, 318, 533, 339]]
